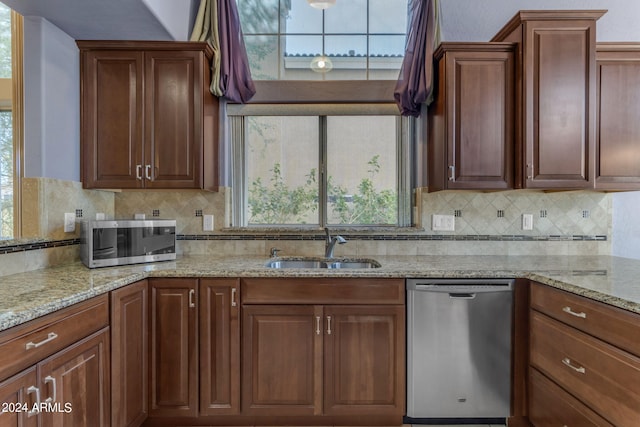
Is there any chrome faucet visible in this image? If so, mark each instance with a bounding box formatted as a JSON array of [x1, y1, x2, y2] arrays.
[[324, 227, 346, 258]]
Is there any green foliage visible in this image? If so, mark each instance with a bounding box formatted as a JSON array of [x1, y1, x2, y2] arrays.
[[328, 155, 397, 225], [248, 163, 318, 224], [247, 156, 397, 226]]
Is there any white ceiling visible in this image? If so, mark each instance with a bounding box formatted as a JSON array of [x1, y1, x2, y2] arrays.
[[1, 0, 639, 42]]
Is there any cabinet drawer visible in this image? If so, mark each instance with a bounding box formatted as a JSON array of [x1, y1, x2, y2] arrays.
[[529, 367, 614, 427], [530, 310, 640, 427], [0, 294, 109, 380], [530, 281, 640, 356], [242, 278, 404, 305]]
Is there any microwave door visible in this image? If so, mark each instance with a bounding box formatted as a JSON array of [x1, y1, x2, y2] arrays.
[[92, 228, 118, 260]]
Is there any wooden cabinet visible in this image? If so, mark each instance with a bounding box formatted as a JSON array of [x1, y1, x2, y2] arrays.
[[428, 42, 515, 191], [492, 10, 605, 189], [0, 295, 110, 427], [39, 329, 111, 427], [199, 279, 240, 416], [78, 41, 218, 191], [528, 282, 640, 427], [0, 368, 39, 427], [111, 280, 148, 427], [595, 43, 640, 189], [148, 278, 198, 417], [241, 278, 405, 423]]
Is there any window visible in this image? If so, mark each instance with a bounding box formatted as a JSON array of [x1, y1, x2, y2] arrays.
[[230, 105, 413, 228], [238, 0, 408, 80], [230, 0, 413, 229], [0, 4, 14, 239]]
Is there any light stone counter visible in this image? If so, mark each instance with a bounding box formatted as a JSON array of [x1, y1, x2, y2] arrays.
[[1, 255, 639, 332]]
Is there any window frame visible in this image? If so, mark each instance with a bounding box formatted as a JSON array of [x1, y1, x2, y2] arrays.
[[228, 101, 414, 229]]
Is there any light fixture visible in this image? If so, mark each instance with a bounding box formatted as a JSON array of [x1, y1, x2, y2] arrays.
[[310, 55, 333, 73], [307, 0, 336, 10]]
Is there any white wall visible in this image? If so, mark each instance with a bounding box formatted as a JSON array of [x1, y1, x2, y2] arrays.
[[612, 192, 640, 259], [142, 0, 199, 41], [23, 16, 79, 181], [439, 0, 640, 42]]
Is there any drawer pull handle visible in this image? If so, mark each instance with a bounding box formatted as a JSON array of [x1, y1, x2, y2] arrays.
[[562, 306, 587, 318], [562, 357, 586, 374], [315, 316, 321, 335], [327, 316, 332, 335], [26, 386, 41, 416], [189, 289, 195, 308], [26, 332, 58, 350], [44, 375, 57, 403], [231, 288, 237, 307]]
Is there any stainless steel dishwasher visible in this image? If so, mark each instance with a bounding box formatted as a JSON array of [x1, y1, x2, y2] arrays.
[[406, 278, 514, 423]]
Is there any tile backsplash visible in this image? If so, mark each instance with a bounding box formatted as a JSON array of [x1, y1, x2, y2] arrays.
[[0, 179, 614, 277]]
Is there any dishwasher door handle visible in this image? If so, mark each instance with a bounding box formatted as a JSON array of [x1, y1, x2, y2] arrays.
[[449, 293, 476, 299]]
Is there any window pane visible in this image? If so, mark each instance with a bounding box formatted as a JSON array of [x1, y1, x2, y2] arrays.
[[324, 0, 367, 34], [326, 116, 397, 225], [284, 0, 323, 34], [0, 111, 12, 238], [245, 35, 280, 80], [0, 5, 10, 79], [238, 0, 280, 34], [247, 116, 319, 225], [369, 0, 407, 33]]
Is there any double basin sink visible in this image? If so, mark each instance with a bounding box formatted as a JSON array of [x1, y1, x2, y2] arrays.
[[265, 258, 381, 269]]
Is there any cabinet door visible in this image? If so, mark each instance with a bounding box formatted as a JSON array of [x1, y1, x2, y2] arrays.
[[81, 50, 144, 189], [522, 19, 597, 188], [199, 279, 240, 415], [242, 305, 323, 416], [443, 48, 514, 190], [323, 305, 405, 416], [0, 367, 39, 427], [148, 278, 198, 417], [144, 51, 203, 189], [39, 329, 110, 427], [596, 45, 640, 189], [111, 280, 148, 427]]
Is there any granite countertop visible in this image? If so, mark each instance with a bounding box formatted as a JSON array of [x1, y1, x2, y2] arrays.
[[1, 255, 640, 332]]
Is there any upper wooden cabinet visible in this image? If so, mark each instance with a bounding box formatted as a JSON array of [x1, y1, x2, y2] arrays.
[[595, 43, 640, 189], [492, 10, 606, 189], [428, 42, 515, 191], [78, 41, 218, 191]]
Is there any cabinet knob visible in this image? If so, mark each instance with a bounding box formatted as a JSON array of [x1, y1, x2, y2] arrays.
[[26, 386, 41, 417], [189, 289, 196, 308], [231, 288, 237, 307], [448, 165, 455, 182], [326, 316, 332, 335], [44, 375, 57, 403], [136, 165, 143, 180], [145, 164, 152, 181], [315, 316, 321, 335]]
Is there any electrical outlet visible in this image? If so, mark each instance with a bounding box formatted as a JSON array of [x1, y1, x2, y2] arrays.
[[134, 213, 145, 220], [96, 212, 105, 220], [64, 212, 76, 232], [522, 214, 534, 230], [203, 214, 214, 231], [432, 214, 455, 231]]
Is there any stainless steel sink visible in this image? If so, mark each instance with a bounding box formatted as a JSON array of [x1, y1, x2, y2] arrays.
[[265, 258, 381, 269]]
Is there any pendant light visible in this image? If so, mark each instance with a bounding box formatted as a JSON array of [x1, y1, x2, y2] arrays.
[[310, 55, 333, 73], [307, 0, 336, 10]]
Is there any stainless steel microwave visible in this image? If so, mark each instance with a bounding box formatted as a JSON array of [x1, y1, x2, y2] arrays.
[[80, 219, 176, 268]]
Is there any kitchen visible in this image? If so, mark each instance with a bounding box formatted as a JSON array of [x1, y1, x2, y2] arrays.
[[0, 0, 640, 426]]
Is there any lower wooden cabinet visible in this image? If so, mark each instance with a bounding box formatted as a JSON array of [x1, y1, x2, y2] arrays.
[[111, 280, 148, 427], [0, 367, 39, 427], [528, 282, 640, 427], [148, 278, 198, 417], [39, 329, 111, 427], [199, 278, 240, 416], [241, 278, 405, 421], [0, 296, 110, 427]]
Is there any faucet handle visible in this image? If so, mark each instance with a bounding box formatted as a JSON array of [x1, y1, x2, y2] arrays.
[[269, 247, 282, 258]]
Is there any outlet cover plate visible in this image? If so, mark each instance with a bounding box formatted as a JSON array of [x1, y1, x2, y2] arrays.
[[432, 214, 455, 231]]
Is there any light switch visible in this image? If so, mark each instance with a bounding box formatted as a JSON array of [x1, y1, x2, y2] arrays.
[[522, 214, 534, 230]]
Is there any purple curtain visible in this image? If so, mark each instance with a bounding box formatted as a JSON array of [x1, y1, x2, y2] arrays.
[[394, 0, 436, 117], [218, 0, 256, 103]]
